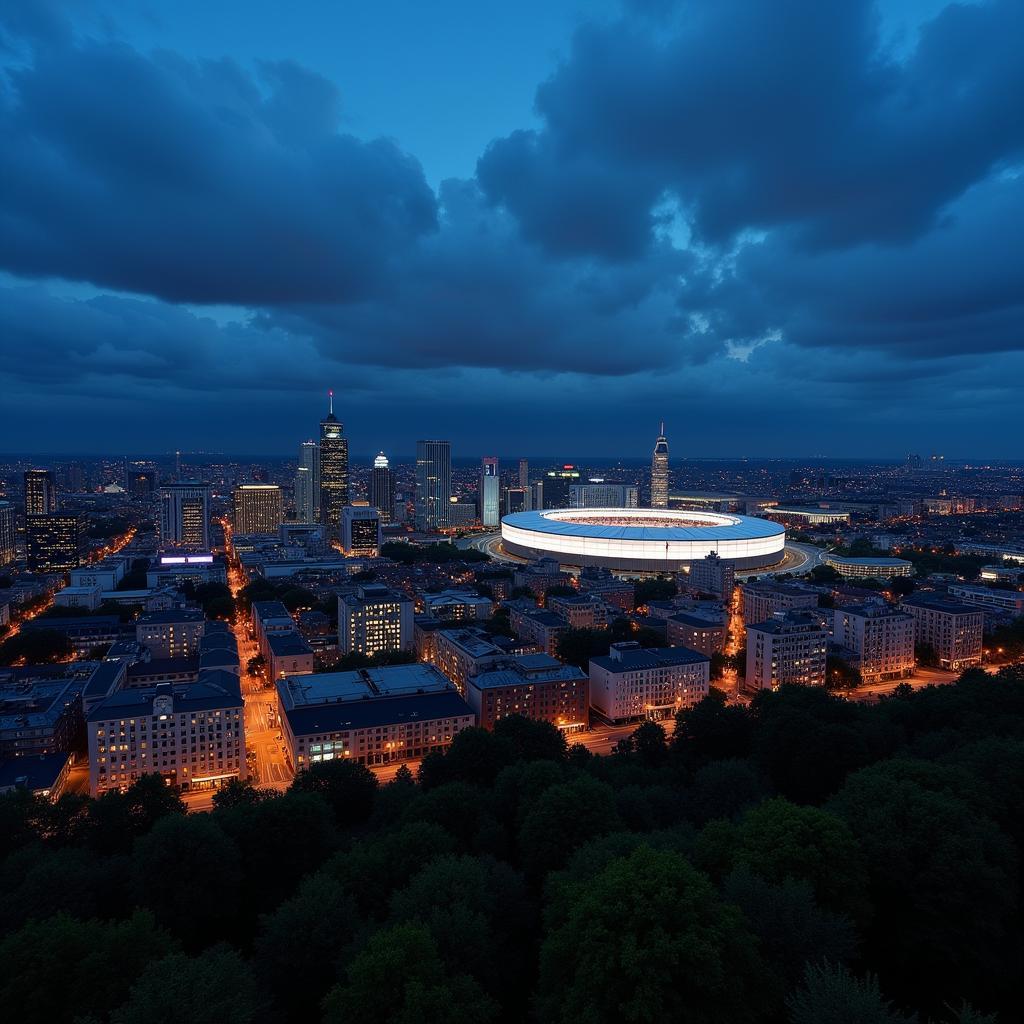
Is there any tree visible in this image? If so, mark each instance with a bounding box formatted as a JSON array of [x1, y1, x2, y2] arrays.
[[111, 946, 260, 1024], [826, 654, 862, 690], [787, 963, 913, 1024], [543, 584, 576, 604], [537, 846, 768, 1024], [289, 758, 378, 825], [809, 564, 842, 583], [322, 922, 497, 1024], [672, 689, 753, 766], [517, 774, 622, 876], [556, 626, 613, 669], [417, 727, 513, 789], [0, 911, 175, 1024], [685, 758, 767, 825], [85, 774, 186, 854], [628, 720, 669, 767], [634, 576, 677, 607], [492, 713, 567, 763], [131, 814, 242, 949], [0, 627, 73, 665]]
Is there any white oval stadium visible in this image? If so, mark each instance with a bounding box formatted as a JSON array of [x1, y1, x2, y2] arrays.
[[501, 508, 786, 572]]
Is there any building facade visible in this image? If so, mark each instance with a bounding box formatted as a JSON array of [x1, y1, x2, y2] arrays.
[[415, 440, 452, 532], [832, 603, 915, 684], [688, 552, 736, 599], [0, 501, 15, 566], [341, 506, 382, 556], [569, 482, 639, 508], [651, 424, 669, 509], [745, 613, 828, 690], [901, 594, 984, 671], [589, 642, 709, 723], [295, 440, 320, 522], [233, 484, 284, 534], [26, 512, 88, 572], [319, 394, 349, 540], [338, 584, 413, 656], [160, 481, 211, 549], [24, 469, 57, 517], [136, 608, 206, 658], [480, 456, 500, 527], [369, 452, 395, 524], [741, 581, 820, 627]]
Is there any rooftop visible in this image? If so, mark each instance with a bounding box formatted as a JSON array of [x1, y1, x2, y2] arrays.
[[283, 689, 474, 736], [591, 643, 710, 673], [137, 608, 205, 625], [504, 508, 783, 542], [279, 662, 453, 709]]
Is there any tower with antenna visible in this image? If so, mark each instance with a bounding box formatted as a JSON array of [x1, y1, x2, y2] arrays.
[[318, 389, 349, 540], [651, 422, 669, 509]]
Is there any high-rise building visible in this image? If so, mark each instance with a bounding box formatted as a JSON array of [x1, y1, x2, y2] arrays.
[[232, 484, 283, 534], [504, 487, 528, 515], [127, 470, 155, 499], [24, 469, 56, 517], [342, 506, 381, 556], [369, 451, 395, 524], [518, 459, 529, 489], [295, 440, 320, 522], [319, 392, 349, 541], [338, 584, 413, 656], [160, 481, 211, 549], [415, 440, 452, 532], [568, 482, 639, 508], [543, 465, 581, 508], [0, 501, 17, 566], [651, 422, 669, 508], [480, 456, 500, 527], [26, 512, 88, 572]]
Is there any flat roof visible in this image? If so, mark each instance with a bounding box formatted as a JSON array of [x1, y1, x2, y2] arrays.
[[279, 662, 453, 708], [503, 508, 783, 542], [591, 645, 709, 673], [826, 555, 913, 567], [284, 689, 474, 736]]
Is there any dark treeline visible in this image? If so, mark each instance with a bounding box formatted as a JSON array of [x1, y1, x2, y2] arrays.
[[3, 668, 1024, 1023]]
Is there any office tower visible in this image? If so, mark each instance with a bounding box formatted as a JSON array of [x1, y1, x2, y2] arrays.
[[530, 480, 544, 511], [63, 464, 86, 493], [232, 484, 284, 534], [24, 469, 56, 517], [569, 482, 639, 508], [175, 451, 182, 479], [338, 584, 413, 656], [26, 512, 88, 572], [415, 440, 452, 532], [342, 506, 381, 556], [651, 422, 669, 508], [127, 469, 156, 499], [504, 487, 528, 515], [369, 451, 395, 524], [295, 440, 320, 522], [0, 501, 16, 566], [518, 459, 529, 489], [480, 456, 500, 527], [543, 465, 581, 508], [319, 392, 349, 541], [160, 481, 211, 549]]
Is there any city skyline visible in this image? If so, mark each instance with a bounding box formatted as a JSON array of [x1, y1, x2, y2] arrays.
[[2, 1, 1022, 456]]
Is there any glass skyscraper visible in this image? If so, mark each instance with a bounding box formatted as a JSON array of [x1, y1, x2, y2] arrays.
[[295, 439, 320, 522], [651, 423, 669, 508], [480, 456, 500, 527], [415, 440, 452, 532], [370, 451, 395, 524], [319, 393, 349, 540]]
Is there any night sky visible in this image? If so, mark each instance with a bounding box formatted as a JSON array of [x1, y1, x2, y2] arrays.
[[1, 1, 1021, 458]]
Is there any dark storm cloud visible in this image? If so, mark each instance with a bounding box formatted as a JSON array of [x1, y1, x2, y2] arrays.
[[479, 0, 1024, 255], [0, 29, 437, 304]]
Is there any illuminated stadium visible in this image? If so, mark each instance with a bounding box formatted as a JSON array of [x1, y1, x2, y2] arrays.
[[500, 508, 786, 572]]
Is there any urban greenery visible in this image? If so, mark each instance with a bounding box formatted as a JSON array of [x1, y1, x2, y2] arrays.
[[2, 672, 1024, 1022]]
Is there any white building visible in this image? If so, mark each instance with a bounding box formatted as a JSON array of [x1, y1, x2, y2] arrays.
[[901, 594, 984, 671], [422, 589, 494, 622], [745, 613, 828, 691], [946, 584, 1024, 617], [741, 581, 820, 627], [87, 674, 245, 795], [589, 642, 710, 723], [338, 584, 413, 656], [823, 554, 913, 579], [831, 602, 915, 684]]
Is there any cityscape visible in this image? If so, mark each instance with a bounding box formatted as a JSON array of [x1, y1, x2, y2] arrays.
[[2, 2, 1023, 1024]]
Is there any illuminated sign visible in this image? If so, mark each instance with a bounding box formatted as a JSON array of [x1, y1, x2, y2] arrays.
[[159, 554, 215, 565]]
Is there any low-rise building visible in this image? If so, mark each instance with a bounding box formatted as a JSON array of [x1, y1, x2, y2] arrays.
[[831, 602, 915, 684], [277, 663, 474, 770], [741, 580, 820, 627], [0, 752, 74, 800], [589, 642, 710, 723], [266, 632, 316, 680], [666, 612, 727, 657], [136, 608, 206, 658], [434, 627, 515, 693], [513, 557, 565, 599], [507, 606, 567, 657], [87, 672, 246, 795], [338, 584, 413, 656], [687, 552, 736, 599], [422, 589, 494, 622], [466, 653, 589, 733], [0, 676, 84, 759], [745, 612, 828, 691], [577, 566, 634, 611], [901, 594, 984, 671], [946, 584, 1024, 617], [547, 592, 611, 629]]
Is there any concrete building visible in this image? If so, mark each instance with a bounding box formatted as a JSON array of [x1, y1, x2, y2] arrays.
[[341, 506, 382, 556], [136, 608, 206, 658], [832, 602, 915, 684], [513, 557, 565, 599], [823, 554, 913, 579], [466, 653, 589, 733], [480, 456, 500, 528], [415, 440, 452, 532], [338, 584, 413, 656], [87, 673, 245, 795], [901, 594, 984, 671], [233, 484, 283, 534], [688, 552, 736, 599], [741, 580, 821, 627], [422, 589, 494, 622], [0, 752, 73, 801], [745, 613, 828, 691], [577, 566, 635, 611], [946, 584, 1024, 617], [277, 663, 474, 769], [27, 513, 88, 572], [434, 627, 511, 693], [146, 552, 227, 589], [666, 612, 727, 657], [160, 481, 211, 549], [589, 642, 710, 723], [0, 676, 84, 760], [766, 507, 850, 526], [547, 592, 611, 629], [70, 558, 129, 590], [266, 632, 316, 680], [507, 606, 567, 657], [651, 423, 669, 509]]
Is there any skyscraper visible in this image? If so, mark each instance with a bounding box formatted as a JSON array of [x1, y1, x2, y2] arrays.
[[319, 392, 349, 541], [415, 440, 452, 532], [233, 484, 284, 534], [369, 451, 395, 524], [160, 481, 211, 549], [480, 456, 500, 527], [0, 501, 16, 566], [295, 440, 320, 522], [518, 459, 529, 489], [24, 469, 56, 517], [651, 422, 669, 509], [27, 512, 88, 572]]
